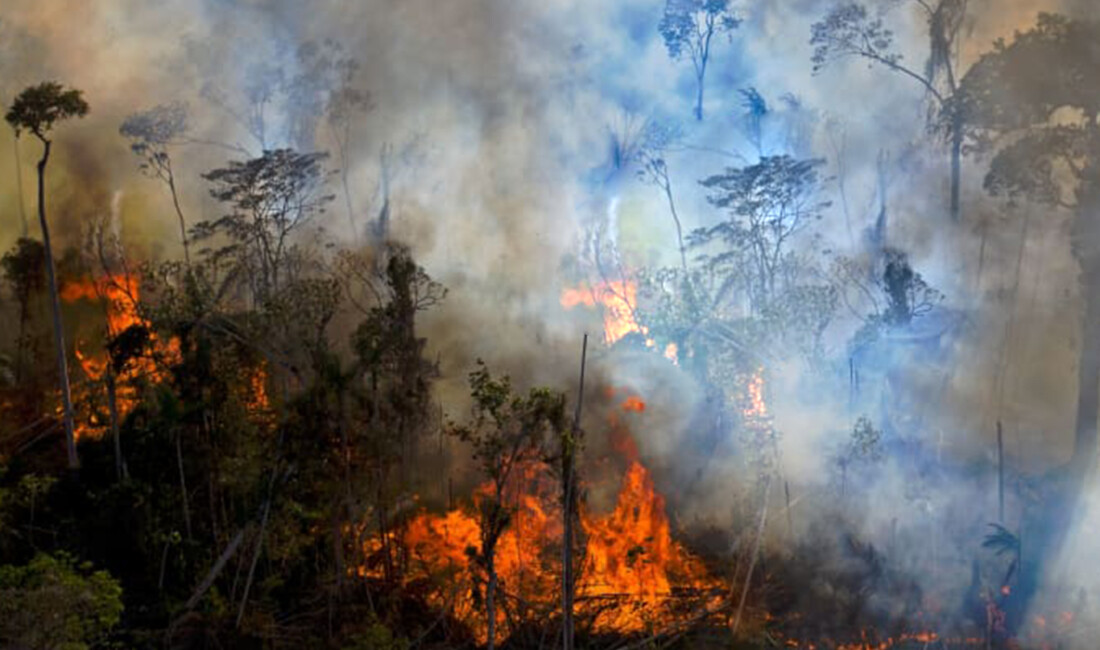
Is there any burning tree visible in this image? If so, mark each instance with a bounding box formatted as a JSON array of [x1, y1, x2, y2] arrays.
[[448, 362, 567, 650], [6, 82, 89, 470]]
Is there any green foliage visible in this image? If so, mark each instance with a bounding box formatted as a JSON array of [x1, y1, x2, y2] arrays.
[[448, 360, 567, 632], [343, 613, 408, 650], [0, 552, 123, 650], [453, 360, 568, 483], [195, 148, 335, 299], [17, 472, 58, 507], [5, 82, 89, 139], [951, 13, 1100, 212]]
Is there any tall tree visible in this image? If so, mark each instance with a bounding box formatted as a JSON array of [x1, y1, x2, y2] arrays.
[[950, 13, 1100, 478], [947, 15, 1100, 630], [696, 155, 831, 312], [119, 102, 193, 265], [6, 82, 89, 469], [659, 0, 741, 121], [811, 1, 970, 221], [637, 121, 689, 271], [449, 363, 566, 650], [195, 149, 334, 302], [2, 238, 46, 384]]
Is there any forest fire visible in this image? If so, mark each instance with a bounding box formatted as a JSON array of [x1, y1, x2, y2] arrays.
[[60, 274, 179, 440], [578, 396, 721, 633], [8, 2, 1100, 648], [363, 392, 720, 643], [560, 279, 648, 345]]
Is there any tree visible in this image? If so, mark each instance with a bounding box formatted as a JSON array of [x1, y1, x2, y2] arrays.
[[949, 14, 1100, 478], [449, 362, 566, 650], [659, 0, 741, 121], [0, 552, 123, 650], [120, 102, 193, 265], [944, 14, 1100, 630], [695, 155, 831, 311], [811, 1, 969, 221], [739, 87, 768, 159], [6, 82, 89, 469], [636, 121, 689, 271], [2, 238, 46, 384], [343, 244, 446, 582], [196, 149, 334, 302]]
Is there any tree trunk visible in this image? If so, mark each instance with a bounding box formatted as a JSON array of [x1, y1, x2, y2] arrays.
[[13, 127, 27, 237], [562, 334, 587, 650], [182, 527, 246, 610], [176, 431, 193, 540], [14, 287, 28, 384], [167, 172, 191, 266], [237, 489, 273, 628], [694, 71, 705, 122], [950, 121, 963, 222], [35, 138, 78, 469], [1071, 260, 1100, 479], [486, 551, 497, 650], [107, 368, 123, 481]]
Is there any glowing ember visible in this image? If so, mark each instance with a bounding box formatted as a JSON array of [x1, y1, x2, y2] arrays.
[[743, 367, 767, 420]]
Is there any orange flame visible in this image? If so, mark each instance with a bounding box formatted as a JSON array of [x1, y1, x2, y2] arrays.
[[61, 275, 180, 440], [364, 391, 718, 642], [561, 280, 646, 345]]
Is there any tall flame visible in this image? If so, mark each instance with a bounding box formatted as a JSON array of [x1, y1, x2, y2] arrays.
[[61, 274, 179, 440], [560, 279, 647, 345], [363, 391, 719, 642]]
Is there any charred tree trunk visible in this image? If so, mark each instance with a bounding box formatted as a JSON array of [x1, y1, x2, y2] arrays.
[[34, 137, 78, 469], [486, 550, 498, 650], [12, 127, 27, 237], [562, 334, 587, 650], [176, 431, 193, 540], [950, 117, 963, 222], [14, 281, 30, 384], [1071, 253, 1100, 480], [1007, 208, 1100, 633], [107, 367, 123, 481], [997, 421, 1004, 524]]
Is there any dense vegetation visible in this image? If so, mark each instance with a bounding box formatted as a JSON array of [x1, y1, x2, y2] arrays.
[[2, 3, 1099, 649]]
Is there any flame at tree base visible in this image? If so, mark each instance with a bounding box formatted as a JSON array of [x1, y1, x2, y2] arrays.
[[360, 395, 720, 644]]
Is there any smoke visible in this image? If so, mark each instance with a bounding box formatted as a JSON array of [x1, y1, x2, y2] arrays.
[[3, 0, 1099, 639]]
